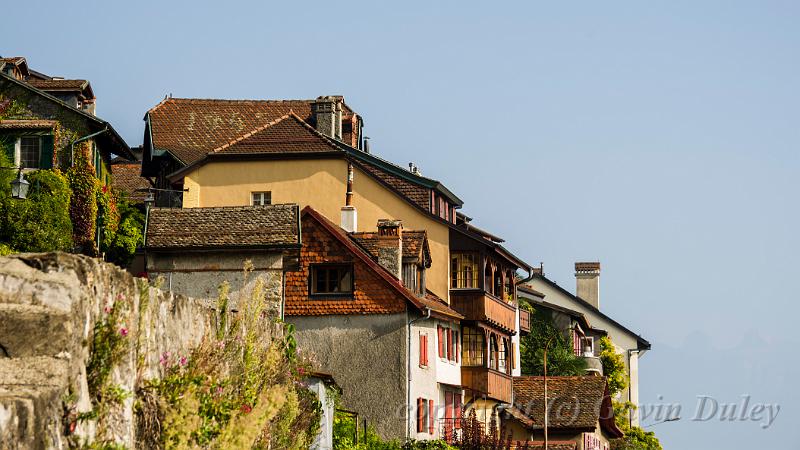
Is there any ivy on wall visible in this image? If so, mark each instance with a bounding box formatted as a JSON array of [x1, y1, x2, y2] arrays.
[[67, 141, 99, 255]]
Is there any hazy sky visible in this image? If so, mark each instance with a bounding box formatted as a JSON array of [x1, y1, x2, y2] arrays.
[[3, 1, 798, 447]]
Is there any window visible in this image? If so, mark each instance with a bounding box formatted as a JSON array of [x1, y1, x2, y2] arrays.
[[497, 338, 508, 374], [417, 398, 435, 434], [489, 335, 499, 371], [504, 270, 514, 301], [438, 326, 446, 358], [310, 264, 353, 295], [251, 191, 271, 206], [443, 390, 463, 440], [403, 263, 425, 296], [451, 253, 478, 289], [462, 326, 485, 367], [20, 136, 40, 169]]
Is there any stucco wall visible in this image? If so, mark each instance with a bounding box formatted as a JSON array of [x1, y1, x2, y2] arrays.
[[182, 159, 452, 300], [410, 319, 440, 440], [288, 313, 409, 440], [527, 279, 642, 426], [146, 251, 284, 311]]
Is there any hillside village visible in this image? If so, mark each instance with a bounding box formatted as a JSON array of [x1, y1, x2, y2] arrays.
[[0, 56, 659, 450]]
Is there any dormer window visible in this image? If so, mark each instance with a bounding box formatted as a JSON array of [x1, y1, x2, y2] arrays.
[[403, 263, 426, 296]]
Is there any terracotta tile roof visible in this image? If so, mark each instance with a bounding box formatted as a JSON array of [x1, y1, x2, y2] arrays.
[[0, 119, 56, 129], [512, 376, 610, 431], [516, 442, 576, 450], [0, 57, 26, 64], [26, 79, 89, 91], [145, 204, 300, 250], [147, 97, 353, 165], [350, 230, 430, 263], [285, 207, 463, 319], [214, 114, 340, 155], [352, 159, 431, 211], [111, 161, 153, 202]]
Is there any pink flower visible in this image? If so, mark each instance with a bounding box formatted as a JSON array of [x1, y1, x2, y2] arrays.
[[117, 293, 125, 302], [119, 327, 128, 337], [216, 386, 224, 395], [159, 352, 171, 366], [240, 404, 252, 414], [179, 356, 188, 366], [103, 305, 112, 314], [297, 367, 305, 375]]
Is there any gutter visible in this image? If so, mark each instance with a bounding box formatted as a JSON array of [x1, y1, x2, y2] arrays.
[[407, 307, 431, 440]]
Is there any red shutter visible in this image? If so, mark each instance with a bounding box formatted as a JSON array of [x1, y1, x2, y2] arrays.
[[417, 398, 424, 432], [445, 391, 453, 421], [424, 335, 429, 365], [419, 334, 425, 366], [438, 326, 444, 358], [428, 399, 435, 434]]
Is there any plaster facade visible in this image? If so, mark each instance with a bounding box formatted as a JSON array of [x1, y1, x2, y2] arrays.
[[181, 158, 452, 300]]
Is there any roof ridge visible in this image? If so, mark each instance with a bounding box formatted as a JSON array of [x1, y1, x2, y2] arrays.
[[159, 97, 318, 104], [211, 113, 293, 153]]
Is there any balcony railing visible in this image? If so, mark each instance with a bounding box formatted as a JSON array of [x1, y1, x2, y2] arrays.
[[450, 289, 517, 331], [440, 418, 463, 443], [519, 309, 531, 334], [461, 366, 512, 403]]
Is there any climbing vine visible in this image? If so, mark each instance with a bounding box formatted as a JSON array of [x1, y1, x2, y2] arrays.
[[66, 141, 98, 255]]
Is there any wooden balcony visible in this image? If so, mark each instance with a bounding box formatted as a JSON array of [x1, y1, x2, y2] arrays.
[[450, 289, 517, 332], [519, 309, 531, 334], [461, 366, 512, 403]]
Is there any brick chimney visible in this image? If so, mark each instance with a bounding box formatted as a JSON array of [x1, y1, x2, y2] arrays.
[[376, 219, 403, 280], [312, 95, 343, 140], [575, 262, 601, 309]]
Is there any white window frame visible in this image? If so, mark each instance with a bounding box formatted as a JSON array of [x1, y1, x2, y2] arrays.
[[583, 336, 595, 357], [251, 191, 271, 206]]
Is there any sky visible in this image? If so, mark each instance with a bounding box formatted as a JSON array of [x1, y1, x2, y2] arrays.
[[3, 1, 799, 448]]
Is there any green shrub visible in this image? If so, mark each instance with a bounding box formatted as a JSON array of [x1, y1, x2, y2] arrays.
[[102, 193, 144, 267], [0, 153, 73, 252], [519, 305, 587, 376], [611, 426, 663, 450], [598, 336, 628, 397]]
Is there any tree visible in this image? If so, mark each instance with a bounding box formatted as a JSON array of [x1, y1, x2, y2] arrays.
[[519, 303, 587, 376], [598, 336, 628, 397], [611, 426, 663, 450]]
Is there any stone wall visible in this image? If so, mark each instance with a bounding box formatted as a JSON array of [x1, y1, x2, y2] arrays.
[[0, 253, 219, 449]]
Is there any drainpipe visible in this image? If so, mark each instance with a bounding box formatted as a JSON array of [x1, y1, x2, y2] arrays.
[[628, 349, 641, 428], [407, 307, 431, 440]]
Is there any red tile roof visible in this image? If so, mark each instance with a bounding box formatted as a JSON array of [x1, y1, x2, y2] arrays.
[[0, 119, 56, 129], [111, 161, 153, 202], [148, 97, 354, 165], [512, 376, 624, 438], [350, 230, 430, 264], [215, 113, 341, 155], [285, 206, 462, 319], [26, 79, 89, 91], [145, 204, 300, 250]]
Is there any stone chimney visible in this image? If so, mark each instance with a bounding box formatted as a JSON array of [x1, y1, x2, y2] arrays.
[[575, 262, 601, 309], [312, 96, 336, 138], [312, 95, 344, 140], [376, 219, 403, 280]]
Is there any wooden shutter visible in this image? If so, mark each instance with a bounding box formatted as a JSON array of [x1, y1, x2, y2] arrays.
[[417, 398, 424, 432], [39, 135, 54, 169], [428, 399, 435, 434], [455, 330, 460, 363], [420, 334, 427, 366], [438, 326, 444, 358]]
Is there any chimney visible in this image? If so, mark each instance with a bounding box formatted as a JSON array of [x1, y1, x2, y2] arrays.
[[376, 219, 403, 280], [341, 163, 357, 232], [334, 97, 343, 141], [312, 96, 336, 138], [575, 262, 601, 309]]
